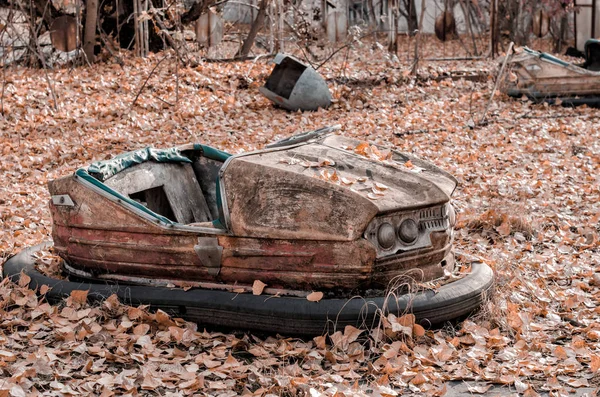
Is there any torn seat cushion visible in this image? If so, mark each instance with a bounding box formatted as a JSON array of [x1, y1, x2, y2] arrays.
[[88, 147, 191, 182]]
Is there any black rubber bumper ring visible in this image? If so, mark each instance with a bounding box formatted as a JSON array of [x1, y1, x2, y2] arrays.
[[2, 243, 494, 335]]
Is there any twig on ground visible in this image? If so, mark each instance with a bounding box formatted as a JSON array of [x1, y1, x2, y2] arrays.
[[518, 113, 600, 120], [315, 31, 377, 71], [422, 56, 486, 61], [560, 314, 586, 328], [204, 53, 275, 63], [479, 41, 514, 125], [1, 60, 6, 116], [244, 53, 273, 81], [129, 54, 169, 112], [175, 55, 179, 105], [394, 127, 446, 137], [153, 94, 174, 107]]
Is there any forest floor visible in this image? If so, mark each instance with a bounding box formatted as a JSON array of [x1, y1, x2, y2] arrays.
[[0, 36, 599, 396]]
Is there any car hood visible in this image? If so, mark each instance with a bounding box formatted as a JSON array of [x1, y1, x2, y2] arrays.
[[220, 135, 457, 241], [319, 135, 457, 210]]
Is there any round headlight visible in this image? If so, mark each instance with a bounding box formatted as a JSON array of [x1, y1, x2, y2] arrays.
[[447, 203, 456, 227], [398, 219, 419, 244], [377, 223, 396, 249]]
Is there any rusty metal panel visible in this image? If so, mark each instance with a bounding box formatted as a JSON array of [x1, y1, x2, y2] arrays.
[[218, 236, 376, 289], [49, 176, 153, 231], [222, 156, 378, 241], [48, 175, 217, 281], [371, 231, 452, 287], [194, 237, 222, 276]]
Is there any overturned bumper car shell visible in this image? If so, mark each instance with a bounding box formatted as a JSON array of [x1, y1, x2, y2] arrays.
[[2, 128, 493, 335], [502, 40, 600, 107], [259, 54, 331, 111]]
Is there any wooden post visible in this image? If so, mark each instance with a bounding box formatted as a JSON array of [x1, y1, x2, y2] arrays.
[[83, 0, 98, 62]]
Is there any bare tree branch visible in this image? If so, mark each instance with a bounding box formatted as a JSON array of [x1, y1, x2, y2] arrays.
[[236, 0, 269, 59]]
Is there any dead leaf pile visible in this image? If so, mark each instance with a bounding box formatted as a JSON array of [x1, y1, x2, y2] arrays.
[[0, 36, 599, 395]]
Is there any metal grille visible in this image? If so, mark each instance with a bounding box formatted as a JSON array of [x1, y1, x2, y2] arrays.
[[419, 207, 448, 232]]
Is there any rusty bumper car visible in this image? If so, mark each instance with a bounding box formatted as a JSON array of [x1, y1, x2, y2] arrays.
[[503, 39, 600, 107], [3, 127, 493, 335]]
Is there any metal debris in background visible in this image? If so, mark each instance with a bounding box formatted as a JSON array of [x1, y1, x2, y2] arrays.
[[50, 16, 79, 52], [259, 54, 332, 112], [0, 9, 29, 65], [195, 10, 223, 48]]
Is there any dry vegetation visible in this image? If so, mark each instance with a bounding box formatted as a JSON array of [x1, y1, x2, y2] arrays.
[[1, 37, 599, 395]]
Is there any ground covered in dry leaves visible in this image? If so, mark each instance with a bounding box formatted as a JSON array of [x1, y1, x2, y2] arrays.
[[1, 37, 599, 396]]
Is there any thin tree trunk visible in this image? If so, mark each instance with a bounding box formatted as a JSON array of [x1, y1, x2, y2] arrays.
[[554, 13, 567, 53], [237, 0, 269, 58], [411, 0, 426, 74], [133, 0, 140, 56], [142, 0, 148, 57], [367, 0, 376, 27], [458, 0, 478, 55], [516, 0, 525, 46], [388, 0, 397, 53], [268, 1, 274, 53], [276, 0, 284, 52], [83, 0, 98, 62], [489, 0, 498, 57], [401, 0, 418, 33]]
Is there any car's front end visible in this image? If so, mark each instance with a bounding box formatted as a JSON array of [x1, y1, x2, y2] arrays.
[[219, 134, 458, 291], [364, 203, 456, 288]]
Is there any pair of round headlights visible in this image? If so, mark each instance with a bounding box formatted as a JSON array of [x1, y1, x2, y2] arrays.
[[377, 219, 419, 249]]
